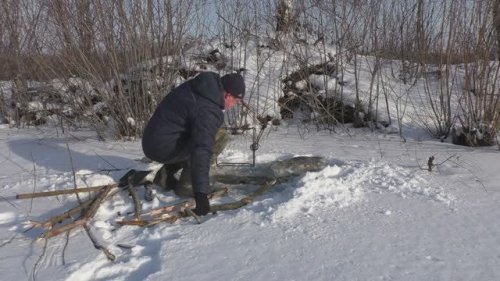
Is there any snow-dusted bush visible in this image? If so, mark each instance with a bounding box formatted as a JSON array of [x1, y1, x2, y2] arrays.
[[450, 62, 500, 146], [1, 0, 499, 147]]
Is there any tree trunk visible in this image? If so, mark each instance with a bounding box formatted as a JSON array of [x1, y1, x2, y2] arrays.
[[276, 0, 292, 34], [493, 0, 500, 60]]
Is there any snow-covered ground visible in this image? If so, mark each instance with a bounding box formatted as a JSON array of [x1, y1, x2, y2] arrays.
[[0, 33, 499, 281], [0, 124, 499, 281]]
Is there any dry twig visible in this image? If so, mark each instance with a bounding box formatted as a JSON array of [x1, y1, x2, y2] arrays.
[[61, 230, 70, 265], [66, 142, 83, 204], [31, 238, 48, 281], [29, 153, 36, 213]]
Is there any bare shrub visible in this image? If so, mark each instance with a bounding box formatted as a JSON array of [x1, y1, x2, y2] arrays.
[[1, 0, 499, 146], [0, 1, 202, 138]]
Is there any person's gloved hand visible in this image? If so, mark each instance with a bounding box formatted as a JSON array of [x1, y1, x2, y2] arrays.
[[193, 192, 210, 216]]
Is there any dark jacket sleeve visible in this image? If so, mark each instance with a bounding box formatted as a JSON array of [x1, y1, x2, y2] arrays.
[[190, 104, 224, 194]]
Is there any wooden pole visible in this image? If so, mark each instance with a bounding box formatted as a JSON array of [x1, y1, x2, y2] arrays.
[[16, 184, 117, 199]]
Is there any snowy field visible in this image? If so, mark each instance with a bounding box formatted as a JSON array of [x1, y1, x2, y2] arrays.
[[0, 32, 499, 281], [0, 124, 499, 281]]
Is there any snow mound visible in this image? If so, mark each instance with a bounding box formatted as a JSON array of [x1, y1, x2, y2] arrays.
[[271, 161, 452, 221], [271, 165, 363, 221]]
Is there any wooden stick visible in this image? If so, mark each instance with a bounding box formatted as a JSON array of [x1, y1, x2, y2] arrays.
[[29, 197, 94, 229], [118, 187, 228, 222], [30, 186, 122, 229], [127, 181, 142, 220], [40, 185, 115, 239], [116, 201, 193, 226], [143, 216, 178, 227], [40, 219, 86, 239], [16, 184, 117, 199], [185, 208, 202, 224], [116, 215, 178, 227], [82, 185, 114, 220], [145, 188, 227, 218], [147, 201, 193, 217]]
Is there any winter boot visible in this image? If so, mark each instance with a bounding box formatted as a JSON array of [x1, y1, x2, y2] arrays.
[[153, 162, 183, 191], [174, 161, 193, 198], [144, 183, 154, 202]]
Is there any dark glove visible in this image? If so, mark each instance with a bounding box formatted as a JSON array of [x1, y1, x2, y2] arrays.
[[193, 192, 210, 216]]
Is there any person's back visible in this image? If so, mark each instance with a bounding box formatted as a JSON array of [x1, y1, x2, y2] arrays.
[[142, 72, 225, 163]]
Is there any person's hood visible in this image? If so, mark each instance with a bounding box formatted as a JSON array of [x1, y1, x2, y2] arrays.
[[189, 72, 224, 109]]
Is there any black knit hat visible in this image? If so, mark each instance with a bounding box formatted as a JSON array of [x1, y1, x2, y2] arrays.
[[221, 73, 245, 99]]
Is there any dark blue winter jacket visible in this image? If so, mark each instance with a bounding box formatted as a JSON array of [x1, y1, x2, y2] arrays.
[[142, 72, 225, 194]]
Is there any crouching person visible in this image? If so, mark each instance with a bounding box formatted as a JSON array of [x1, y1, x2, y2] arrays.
[[142, 72, 245, 216]]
